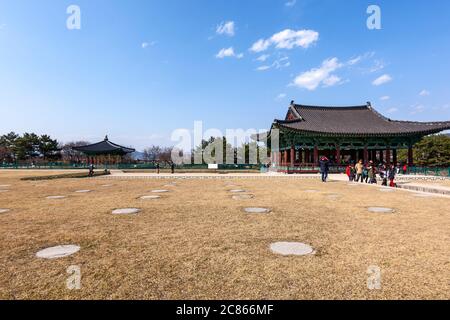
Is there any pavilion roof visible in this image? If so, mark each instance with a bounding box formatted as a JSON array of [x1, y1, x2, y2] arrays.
[[72, 136, 135, 155], [273, 103, 450, 137]]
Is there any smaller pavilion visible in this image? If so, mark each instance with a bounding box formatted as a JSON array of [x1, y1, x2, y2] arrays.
[[72, 136, 135, 166]]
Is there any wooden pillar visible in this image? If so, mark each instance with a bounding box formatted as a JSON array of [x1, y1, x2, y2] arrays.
[[290, 146, 295, 167], [393, 149, 398, 166], [335, 144, 341, 165], [313, 145, 319, 165], [278, 151, 282, 166], [379, 150, 384, 163], [386, 147, 391, 165], [298, 149, 303, 164], [408, 146, 414, 166], [305, 149, 310, 164]]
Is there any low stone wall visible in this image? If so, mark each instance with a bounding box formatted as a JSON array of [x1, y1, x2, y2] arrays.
[[397, 183, 450, 195]]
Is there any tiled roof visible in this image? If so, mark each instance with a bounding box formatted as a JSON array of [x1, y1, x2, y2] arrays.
[[72, 136, 135, 155], [274, 104, 450, 137]]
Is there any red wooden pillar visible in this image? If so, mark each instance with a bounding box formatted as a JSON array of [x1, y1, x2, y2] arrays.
[[408, 146, 414, 166], [313, 145, 319, 165], [335, 144, 341, 165], [290, 145, 295, 167], [278, 151, 282, 166], [298, 149, 303, 164], [393, 149, 398, 166], [386, 147, 391, 165]]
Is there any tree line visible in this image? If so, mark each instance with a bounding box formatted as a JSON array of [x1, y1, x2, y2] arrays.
[[0, 132, 90, 163]]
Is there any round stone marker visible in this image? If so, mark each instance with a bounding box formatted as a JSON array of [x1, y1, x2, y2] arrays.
[[368, 207, 395, 214], [140, 195, 161, 200], [151, 189, 169, 193], [229, 189, 245, 193], [232, 194, 254, 200], [101, 184, 113, 187], [112, 208, 141, 215], [75, 190, 91, 193], [270, 242, 315, 256], [379, 188, 394, 192], [46, 196, 66, 200], [244, 207, 271, 214], [0, 209, 11, 214], [36, 245, 80, 259]]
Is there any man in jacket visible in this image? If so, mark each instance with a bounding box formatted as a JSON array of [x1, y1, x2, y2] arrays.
[[319, 156, 330, 182]]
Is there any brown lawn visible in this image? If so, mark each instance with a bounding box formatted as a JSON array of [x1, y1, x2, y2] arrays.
[[0, 170, 449, 300]]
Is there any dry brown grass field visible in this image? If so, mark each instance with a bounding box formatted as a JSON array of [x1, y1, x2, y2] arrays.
[[0, 170, 449, 300]]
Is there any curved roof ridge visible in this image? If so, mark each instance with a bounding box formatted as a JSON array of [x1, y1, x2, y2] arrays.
[[390, 119, 450, 126], [294, 103, 369, 110]]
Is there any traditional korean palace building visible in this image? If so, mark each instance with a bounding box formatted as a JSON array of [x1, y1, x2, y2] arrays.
[[268, 101, 450, 173]]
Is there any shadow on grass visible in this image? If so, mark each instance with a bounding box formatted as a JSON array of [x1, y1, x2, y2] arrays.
[[21, 171, 110, 181]]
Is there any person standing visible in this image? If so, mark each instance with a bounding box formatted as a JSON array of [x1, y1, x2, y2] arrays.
[[379, 164, 387, 186], [88, 163, 95, 177], [388, 164, 396, 187], [355, 160, 364, 183], [345, 164, 352, 181], [171, 162, 175, 174], [402, 163, 408, 175], [367, 161, 377, 184], [362, 164, 369, 183], [319, 156, 330, 182], [156, 162, 160, 174]]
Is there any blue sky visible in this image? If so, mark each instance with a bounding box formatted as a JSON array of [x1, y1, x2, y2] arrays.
[[1, 0, 450, 150]]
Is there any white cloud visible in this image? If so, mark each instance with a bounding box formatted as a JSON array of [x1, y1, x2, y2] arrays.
[[256, 65, 271, 71], [141, 41, 156, 49], [285, 0, 297, 7], [369, 59, 385, 73], [291, 57, 343, 91], [216, 21, 235, 37], [372, 74, 392, 86], [250, 29, 319, 52], [380, 96, 390, 101], [386, 107, 398, 114], [347, 52, 375, 66], [256, 54, 270, 62], [419, 89, 430, 96], [216, 47, 244, 59], [276, 93, 287, 100], [256, 57, 290, 71], [410, 104, 426, 115], [323, 75, 342, 87], [347, 56, 362, 66], [250, 39, 271, 53]]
